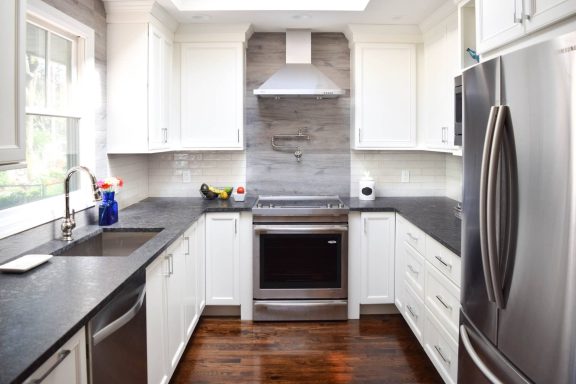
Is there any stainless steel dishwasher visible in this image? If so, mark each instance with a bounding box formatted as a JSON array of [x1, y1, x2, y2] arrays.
[[88, 270, 147, 384]]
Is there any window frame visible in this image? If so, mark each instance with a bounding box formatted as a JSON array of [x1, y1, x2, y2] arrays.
[[0, 0, 96, 240]]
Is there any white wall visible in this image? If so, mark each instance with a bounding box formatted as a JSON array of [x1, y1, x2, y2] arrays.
[[108, 154, 149, 207], [445, 154, 462, 201]]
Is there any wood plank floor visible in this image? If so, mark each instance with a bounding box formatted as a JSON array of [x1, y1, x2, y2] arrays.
[[170, 315, 443, 384]]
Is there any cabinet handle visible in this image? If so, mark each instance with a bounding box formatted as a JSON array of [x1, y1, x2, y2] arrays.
[[163, 255, 170, 277], [234, 218, 238, 234], [30, 350, 71, 383], [441, 127, 448, 143], [184, 236, 190, 255], [436, 295, 453, 312], [406, 304, 418, 319], [434, 345, 451, 366], [170, 254, 174, 275], [407, 264, 419, 275], [513, 11, 523, 24], [363, 218, 368, 234], [435, 255, 452, 270], [237, 129, 240, 143], [407, 232, 418, 241]]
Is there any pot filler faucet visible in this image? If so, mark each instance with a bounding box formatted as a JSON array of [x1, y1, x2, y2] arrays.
[[61, 166, 102, 241]]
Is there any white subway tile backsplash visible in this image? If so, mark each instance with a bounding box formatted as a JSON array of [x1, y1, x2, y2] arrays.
[[108, 154, 149, 208]]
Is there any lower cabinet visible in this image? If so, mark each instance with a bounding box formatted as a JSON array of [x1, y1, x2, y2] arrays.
[[395, 214, 461, 384], [359, 212, 396, 304], [146, 215, 206, 384], [205, 212, 240, 305], [24, 327, 88, 384]]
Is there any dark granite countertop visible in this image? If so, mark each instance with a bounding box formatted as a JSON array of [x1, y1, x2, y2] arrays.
[[0, 194, 460, 384], [0, 196, 255, 384], [343, 197, 461, 255]]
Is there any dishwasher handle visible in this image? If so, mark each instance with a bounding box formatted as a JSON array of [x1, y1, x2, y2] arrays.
[[92, 286, 146, 346]]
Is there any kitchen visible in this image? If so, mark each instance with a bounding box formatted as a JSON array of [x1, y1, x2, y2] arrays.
[[0, 0, 575, 383]]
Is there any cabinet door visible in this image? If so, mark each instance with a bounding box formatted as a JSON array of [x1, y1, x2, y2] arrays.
[[526, 0, 576, 32], [477, 0, 524, 53], [0, 0, 25, 166], [148, 25, 171, 151], [181, 43, 244, 150], [24, 327, 87, 384], [205, 212, 240, 305], [165, 241, 185, 373], [196, 214, 207, 313], [146, 254, 168, 384], [183, 223, 198, 339], [352, 44, 416, 149], [360, 212, 396, 304], [394, 216, 406, 310]]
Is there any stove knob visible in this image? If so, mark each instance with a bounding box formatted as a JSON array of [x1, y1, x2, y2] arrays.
[[269, 203, 275, 208], [257, 203, 263, 208], [338, 203, 345, 209], [327, 203, 333, 208]]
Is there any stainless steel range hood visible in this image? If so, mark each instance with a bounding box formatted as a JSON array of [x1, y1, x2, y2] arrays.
[[253, 30, 345, 99]]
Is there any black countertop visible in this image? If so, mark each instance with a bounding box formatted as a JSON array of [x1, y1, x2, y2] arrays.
[[0, 197, 255, 384], [0, 195, 459, 384], [343, 197, 461, 255]]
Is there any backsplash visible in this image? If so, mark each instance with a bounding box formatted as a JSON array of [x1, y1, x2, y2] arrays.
[[351, 151, 448, 197], [108, 155, 149, 207], [148, 151, 246, 197], [245, 33, 351, 196]]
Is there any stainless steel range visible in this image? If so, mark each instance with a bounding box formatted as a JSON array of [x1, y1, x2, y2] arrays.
[[252, 196, 349, 321]]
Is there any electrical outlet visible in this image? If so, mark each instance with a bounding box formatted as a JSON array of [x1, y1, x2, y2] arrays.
[[182, 170, 191, 183], [401, 170, 410, 183]]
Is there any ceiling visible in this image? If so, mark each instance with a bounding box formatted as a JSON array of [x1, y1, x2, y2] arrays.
[[156, 0, 451, 32]]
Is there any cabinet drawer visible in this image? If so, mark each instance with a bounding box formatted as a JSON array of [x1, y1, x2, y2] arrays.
[[425, 264, 460, 343], [403, 243, 426, 300], [425, 237, 461, 287], [424, 307, 458, 384], [397, 215, 426, 255], [403, 283, 425, 345]]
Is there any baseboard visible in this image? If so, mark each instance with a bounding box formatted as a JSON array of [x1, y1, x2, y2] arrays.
[[360, 304, 400, 315]]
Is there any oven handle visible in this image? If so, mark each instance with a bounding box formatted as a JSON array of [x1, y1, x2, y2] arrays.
[[253, 225, 348, 233]]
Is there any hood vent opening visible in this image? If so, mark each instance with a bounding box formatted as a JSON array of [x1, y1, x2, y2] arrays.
[[253, 30, 345, 99]]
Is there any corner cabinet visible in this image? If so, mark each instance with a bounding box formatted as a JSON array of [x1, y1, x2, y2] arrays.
[[0, 0, 25, 167], [476, 0, 576, 53], [205, 212, 241, 305], [180, 43, 244, 150], [351, 43, 416, 149], [359, 212, 396, 304], [107, 19, 174, 153], [424, 12, 460, 150]]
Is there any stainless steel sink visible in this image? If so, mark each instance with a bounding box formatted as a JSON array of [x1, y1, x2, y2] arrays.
[[55, 230, 161, 256]]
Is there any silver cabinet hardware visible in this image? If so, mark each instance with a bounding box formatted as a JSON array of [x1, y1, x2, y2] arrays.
[[163, 254, 171, 277], [363, 218, 368, 234], [407, 232, 418, 241], [254, 225, 348, 233], [407, 264, 419, 275], [407, 304, 418, 319], [30, 350, 71, 383], [436, 295, 452, 311], [184, 236, 190, 255], [434, 345, 451, 366], [435, 255, 452, 270]]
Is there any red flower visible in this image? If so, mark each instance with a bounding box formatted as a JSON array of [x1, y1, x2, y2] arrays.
[[118, 178, 124, 187]]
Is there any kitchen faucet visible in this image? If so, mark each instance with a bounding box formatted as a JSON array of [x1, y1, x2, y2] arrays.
[[61, 166, 102, 241]]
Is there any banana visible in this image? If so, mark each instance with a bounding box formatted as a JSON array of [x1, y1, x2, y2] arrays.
[[208, 186, 224, 194]]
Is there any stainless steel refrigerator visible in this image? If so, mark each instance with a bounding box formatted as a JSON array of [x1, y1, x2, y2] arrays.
[[460, 31, 576, 383]]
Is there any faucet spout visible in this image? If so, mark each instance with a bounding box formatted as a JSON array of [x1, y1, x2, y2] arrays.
[[62, 166, 102, 241]]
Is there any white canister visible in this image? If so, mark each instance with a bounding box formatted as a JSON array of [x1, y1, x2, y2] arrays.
[[359, 176, 375, 201]]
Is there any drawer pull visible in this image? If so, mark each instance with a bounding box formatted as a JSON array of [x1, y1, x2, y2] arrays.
[[435, 255, 452, 270], [434, 345, 451, 366], [30, 350, 71, 383], [406, 305, 418, 319], [407, 232, 418, 241], [407, 264, 419, 275], [436, 295, 453, 312]]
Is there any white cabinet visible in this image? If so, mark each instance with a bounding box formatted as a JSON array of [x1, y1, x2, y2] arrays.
[[180, 43, 244, 150], [164, 241, 186, 373], [107, 19, 174, 153], [0, 0, 25, 167], [24, 327, 88, 384], [424, 12, 460, 150], [351, 43, 416, 149], [146, 254, 169, 384], [183, 214, 206, 339], [477, 0, 576, 53], [205, 212, 241, 305], [359, 212, 395, 304]]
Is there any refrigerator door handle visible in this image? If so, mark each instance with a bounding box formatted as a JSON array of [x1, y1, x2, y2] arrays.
[[487, 105, 508, 309], [480, 105, 499, 302], [460, 325, 504, 384]]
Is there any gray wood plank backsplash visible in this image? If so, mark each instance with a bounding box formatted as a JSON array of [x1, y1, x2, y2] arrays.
[[246, 32, 351, 196]]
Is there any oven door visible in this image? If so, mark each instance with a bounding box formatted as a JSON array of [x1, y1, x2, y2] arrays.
[[253, 224, 348, 300]]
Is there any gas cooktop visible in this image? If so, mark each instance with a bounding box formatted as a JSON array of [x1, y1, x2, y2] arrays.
[[252, 196, 349, 216]]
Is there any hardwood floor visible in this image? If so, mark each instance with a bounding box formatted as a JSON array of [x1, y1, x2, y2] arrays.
[[170, 315, 443, 384]]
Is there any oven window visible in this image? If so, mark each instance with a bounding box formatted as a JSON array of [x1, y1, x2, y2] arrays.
[[259, 234, 342, 289]]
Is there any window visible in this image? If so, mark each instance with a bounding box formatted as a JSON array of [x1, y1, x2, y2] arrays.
[[0, 0, 95, 238]]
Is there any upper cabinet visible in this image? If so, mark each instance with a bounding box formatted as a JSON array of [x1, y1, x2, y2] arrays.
[[477, 0, 576, 53], [350, 43, 417, 149], [180, 43, 244, 150], [423, 12, 459, 150], [105, 1, 177, 154], [0, 0, 25, 167]]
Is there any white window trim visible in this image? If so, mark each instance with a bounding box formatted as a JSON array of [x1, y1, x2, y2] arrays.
[[0, 0, 96, 240]]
